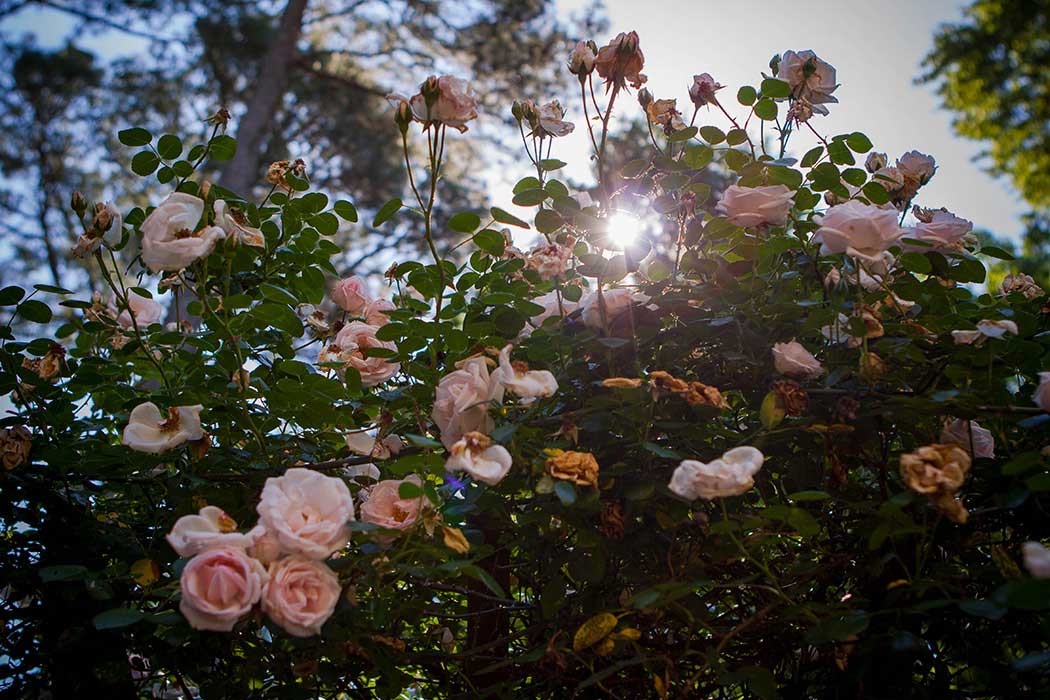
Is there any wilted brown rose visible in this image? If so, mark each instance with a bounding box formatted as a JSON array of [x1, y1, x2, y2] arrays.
[[266, 159, 307, 189], [594, 31, 646, 90], [546, 450, 599, 488], [682, 381, 729, 409], [858, 352, 886, 383], [929, 492, 969, 524], [1, 426, 32, 470], [899, 444, 971, 496], [771, 379, 808, 416], [602, 377, 643, 389], [649, 370, 689, 395], [598, 501, 625, 540], [833, 396, 861, 423]]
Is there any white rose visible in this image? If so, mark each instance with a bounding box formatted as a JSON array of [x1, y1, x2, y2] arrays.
[[716, 184, 794, 228], [445, 432, 513, 486], [777, 50, 838, 112], [492, 344, 558, 403], [939, 419, 995, 460], [814, 200, 904, 266], [140, 192, 226, 273], [122, 402, 204, 453], [256, 468, 355, 560], [668, 446, 765, 500], [166, 505, 263, 558], [1022, 542, 1050, 579], [318, 321, 400, 387], [896, 150, 936, 186], [772, 341, 823, 379], [409, 75, 479, 133], [214, 200, 265, 248], [432, 355, 505, 449], [905, 210, 972, 251]]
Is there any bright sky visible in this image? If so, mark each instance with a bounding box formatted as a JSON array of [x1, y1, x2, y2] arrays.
[[3, 0, 1027, 243], [546, 0, 1027, 241]]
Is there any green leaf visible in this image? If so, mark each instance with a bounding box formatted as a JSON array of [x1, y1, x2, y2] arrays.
[[398, 481, 424, 499], [800, 146, 824, 168], [539, 158, 567, 171], [698, 126, 725, 144], [683, 144, 714, 170], [760, 77, 791, 98], [448, 212, 481, 233], [899, 252, 932, 274], [726, 128, 749, 146], [473, 229, 506, 256], [980, 245, 1015, 261], [117, 127, 151, 147], [208, 134, 237, 161], [753, 98, 778, 121], [534, 209, 563, 234], [17, 300, 52, 324], [512, 189, 546, 207], [827, 139, 855, 165], [33, 284, 73, 295], [310, 212, 339, 235], [862, 181, 891, 205], [737, 85, 757, 105], [668, 126, 698, 143], [334, 200, 358, 222], [490, 207, 529, 228], [373, 198, 403, 227], [554, 480, 577, 506], [93, 608, 144, 630], [0, 286, 26, 305], [131, 150, 161, 176], [156, 134, 182, 160], [845, 132, 873, 153], [39, 564, 89, 582]]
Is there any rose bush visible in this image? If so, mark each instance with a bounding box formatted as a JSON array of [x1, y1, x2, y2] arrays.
[[1, 31, 1049, 700]]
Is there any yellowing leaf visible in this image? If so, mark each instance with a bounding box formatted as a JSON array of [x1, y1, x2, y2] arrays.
[[593, 637, 616, 656], [130, 559, 160, 587], [572, 611, 618, 651], [441, 526, 470, 554], [610, 627, 641, 641], [760, 391, 785, 429]]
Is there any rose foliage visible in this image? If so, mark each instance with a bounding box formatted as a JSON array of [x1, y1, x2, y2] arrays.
[[3, 31, 1050, 699]]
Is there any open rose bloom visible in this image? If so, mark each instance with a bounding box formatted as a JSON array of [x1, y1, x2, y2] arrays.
[[122, 402, 204, 453], [179, 546, 267, 632], [256, 468, 355, 559], [140, 192, 226, 272], [318, 321, 400, 387], [669, 447, 765, 500], [262, 556, 342, 637], [432, 355, 505, 449]]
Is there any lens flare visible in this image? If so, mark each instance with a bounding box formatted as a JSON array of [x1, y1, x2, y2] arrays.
[[607, 212, 639, 248]]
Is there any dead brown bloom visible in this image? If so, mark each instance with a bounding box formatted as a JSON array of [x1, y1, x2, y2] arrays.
[[546, 450, 599, 488], [598, 501, 625, 540], [771, 379, 808, 416], [1, 426, 32, 470]]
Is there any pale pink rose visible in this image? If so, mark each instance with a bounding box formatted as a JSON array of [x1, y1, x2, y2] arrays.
[[772, 341, 823, 379], [256, 468, 355, 560], [976, 319, 1018, 339], [523, 291, 579, 337], [688, 73, 723, 107], [896, 151, 936, 186], [492, 344, 558, 402], [568, 41, 595, 76], [536, 101, 574, 138], [114, 290, 164, 329], [213, 200, 265, 248], [581, 288, 649, 330], [1022, 542, 1050, 579], [905, 210, 972, 250], [247, 529, 284, 566], [716, 185, 794, 229], [140, 192, 226, 273], [359, 475, 424, 532], [445, 432, 513, 486], [122, 402, 204, 453], [179, 546, 267, 632], [669, 447, 765, 500], [167, 506, 262, 558], [814, 200, 904, 266], [344, 429, 400, 460], [865, 152, 888, 173], [409, 75, 479, 133], [363, 298, 395, 326], [432, 356, 505, 449], [940, 419, 995, 459], [777, 50, 838, 112], [1034, 372, 1050, 412], [594, 31, 646, 89], [262, 556, 341, 637], [331, 276, 370, 314], [527, 242, 573, 280], [318, 321, 399, 387]]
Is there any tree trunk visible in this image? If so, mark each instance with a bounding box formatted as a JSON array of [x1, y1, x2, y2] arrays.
[[219, 0, 309, 197]]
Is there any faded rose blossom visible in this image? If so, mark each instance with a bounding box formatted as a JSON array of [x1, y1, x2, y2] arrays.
[[299, 304, 331, 335], [179, 546, 267, 632], [405, 75, 480, 133], [940, 418, 995, 459], [1022, 542, 1050, 579], [214, 200, 265, 248], [432, 355, 505, 449], [0, 425, 31, 470], [492, 344, 558, 402], [362, 298, 395, 326], [580, 288, 650, 330], [331, 276, 370, 314], [772, 379, 808, 416], [256, 468, 355, 560], [865, 152, 888, 173], [777, 50, 838, 113], [872, 166, 905, 195], [1000, 273, 1044, 300], [247, 530, 284, 566], [522, 291, 579, 337], [262, 557, 341, 637], [716, 184, 794, 229], [446, 432, 513, 486], [122, 403, 204, 454], [682, 381, 729, 409], [113, 290, 164, 330], [688, 73, 723, 107], [646, 98, 685, 133], [772, 341, 823, 380], [166, 505, 263, 558], [896, 150, 936, 189], [568, 41, 596, 77], [318, 322, 400, 387], [344, 429, 401, 460], [546, 450, 599, 488], [531, 100, 574, 138], [814, 200, 904, 266], [1034, 372, 1050, 412], [785, 97, 815, 125], [858, 351, 887, 383], [899, 444, 971, 496], [527, 242, 573, 280], [266, 159, 307, 189], [359, 475, 425, 532], [140, 193, 226, 273], [904, 210, 973, 251], [594, 31, 646, 90], [669, 446, 766, 500], [976, 319, 1019, 339]]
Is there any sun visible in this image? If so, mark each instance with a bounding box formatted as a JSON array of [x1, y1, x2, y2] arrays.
[[606, 212, 639, 248]]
